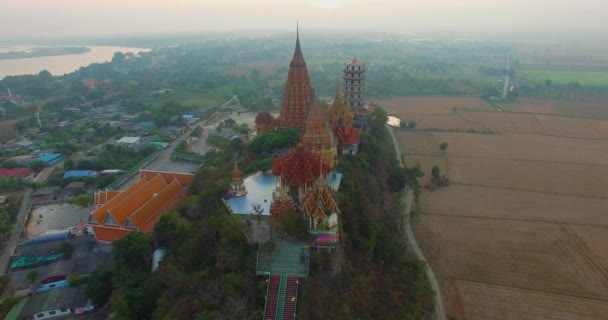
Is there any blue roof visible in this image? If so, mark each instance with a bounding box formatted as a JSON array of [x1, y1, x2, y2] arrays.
[[63, 170, 97, 179], [37, 153, 63, 164]]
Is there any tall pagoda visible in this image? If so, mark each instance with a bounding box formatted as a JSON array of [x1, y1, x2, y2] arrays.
[[328, 82, 360, 150], [300, 94, 338, 168], [302, 173, 340, 229], [275, 25, 314, 129]]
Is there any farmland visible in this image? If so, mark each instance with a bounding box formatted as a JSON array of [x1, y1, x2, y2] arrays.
[[387, 95, 608, 319], [522, 70, 608, 88]]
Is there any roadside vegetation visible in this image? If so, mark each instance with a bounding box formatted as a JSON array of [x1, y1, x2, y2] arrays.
[[298, 107, 432, 319]]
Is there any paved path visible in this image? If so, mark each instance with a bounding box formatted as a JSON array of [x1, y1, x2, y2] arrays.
[[387, 125, 447, 320], [0, 188, 32, 274]]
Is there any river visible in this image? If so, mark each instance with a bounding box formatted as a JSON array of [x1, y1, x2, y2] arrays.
[[0, 46, 150, 79]]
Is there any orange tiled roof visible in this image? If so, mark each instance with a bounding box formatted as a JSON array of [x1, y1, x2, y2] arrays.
[[91, 225, 131, 242], [91, 178, 149, 223], [108, 174, 167, 226], [129, 179, 185, 233], [139, 170, 194, 186], [94, 190, 120, 206], [89, 171, 193, 242]]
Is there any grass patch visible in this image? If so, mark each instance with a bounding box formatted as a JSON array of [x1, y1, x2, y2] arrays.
[[522, 70, 608, 88]]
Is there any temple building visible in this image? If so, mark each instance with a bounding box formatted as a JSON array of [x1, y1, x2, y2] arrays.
[[327, 83, 360, 154], [272, 143, 330, 199], [302, 174, 340, 229], [80, 170, 193, 242], [255, 111, 274, 135], [257, 26, 314, 130], [228, 159, 247, 197], [300, 94, 338, 168]]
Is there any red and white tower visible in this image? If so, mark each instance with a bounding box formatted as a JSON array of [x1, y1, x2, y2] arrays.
[[342, 59, 366, 109]]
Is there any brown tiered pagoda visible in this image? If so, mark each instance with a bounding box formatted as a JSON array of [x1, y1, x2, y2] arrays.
[[275, 26, 314, 129], [302, 174, 340, 229], [272, 143, 330, 199], [328, 83, 360, 150], [300, 93, 338, 168]]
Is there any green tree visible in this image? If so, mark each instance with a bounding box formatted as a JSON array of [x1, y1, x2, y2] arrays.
[[30, 160, 47, 172], [63, 159, 76, 171], [26, 270, 38, 283], [2, 160, 17, 169], [439, 142, 448, 154], [87, 269, 113, 305], [70, 194, 93, 208]]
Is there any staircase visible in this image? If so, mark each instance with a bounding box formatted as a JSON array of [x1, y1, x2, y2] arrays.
[[264, 275, 280, 320], [275, 275, 287, 319], [262, 275, 299, 320], [282, 276, 298, 320]]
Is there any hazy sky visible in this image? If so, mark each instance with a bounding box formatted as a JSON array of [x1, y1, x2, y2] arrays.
[[2, 0, 607, 37]]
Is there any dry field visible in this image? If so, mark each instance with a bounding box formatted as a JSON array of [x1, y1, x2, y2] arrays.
[[393, 95, 608, 319], [376, 96, 494, 117], [444, 280, 608, 320], [507, 97, 608, 120], [459, 111, 608, 139], [414, 215, 608, 302], [419, 185, 608, 227]]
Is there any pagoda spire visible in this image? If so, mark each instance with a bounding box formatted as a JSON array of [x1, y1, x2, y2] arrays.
[[295, 20, 301, 54]]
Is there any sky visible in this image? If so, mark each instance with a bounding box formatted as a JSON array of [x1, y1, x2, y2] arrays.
[[2, 0, 607, 37]]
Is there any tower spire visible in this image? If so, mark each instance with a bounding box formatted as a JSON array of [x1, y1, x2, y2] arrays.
[[295, 20, 301, 54]]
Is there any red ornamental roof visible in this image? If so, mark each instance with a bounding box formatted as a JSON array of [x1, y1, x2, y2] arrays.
[[302, 175, 340, 222], [335, 126, 360, 145], [272, 144, 330, 188], [0, 167, 34, 179], [276, 28, 313, 128]]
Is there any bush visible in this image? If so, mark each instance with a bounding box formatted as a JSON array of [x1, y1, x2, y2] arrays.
[[26, 270, 38, 282]]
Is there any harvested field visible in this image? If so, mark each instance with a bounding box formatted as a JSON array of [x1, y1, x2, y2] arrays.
[[419, 185, 608, 227], [444, 280, 608, 320], [392, 93, 608, 319], [448, 157, 608, 198], [460, 111, 608, 139], [409, 114, 486, 131], [414, 215, 608, 301], [395, 131, 441, 155], [507, 97, 608, 120], [376, 96, 494, 117], [434, 132, 608, 165]]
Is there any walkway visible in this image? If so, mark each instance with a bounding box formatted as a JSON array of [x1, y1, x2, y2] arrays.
[[386, 125, 447, 320], [0, 189, 32, 274], [258, 240, 308, 320]]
